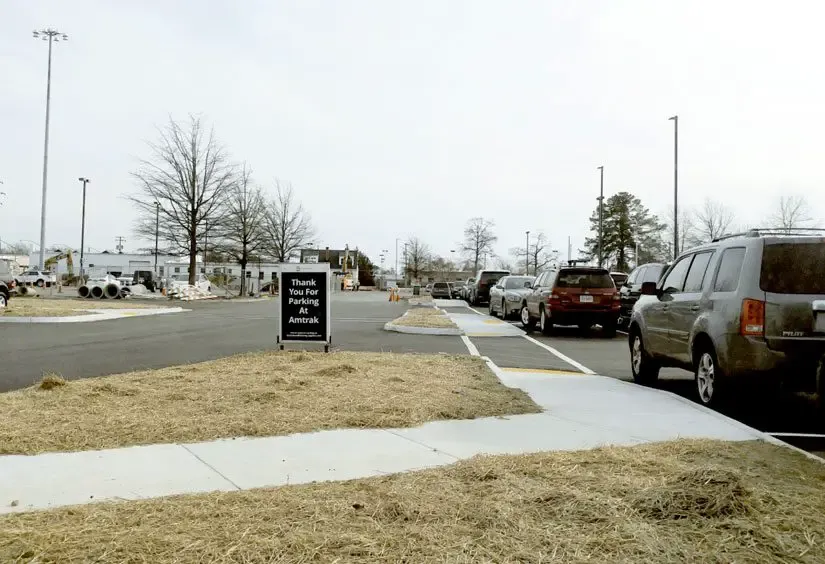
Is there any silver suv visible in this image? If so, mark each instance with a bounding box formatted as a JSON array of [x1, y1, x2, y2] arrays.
[[628, 229, 825, 410]]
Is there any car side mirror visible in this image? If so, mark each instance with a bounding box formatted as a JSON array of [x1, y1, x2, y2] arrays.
[[524, 281, 532, 288], [640, 281, 658, 296]]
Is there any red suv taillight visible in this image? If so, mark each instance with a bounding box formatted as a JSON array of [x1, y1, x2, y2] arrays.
[[740, 299, 765, 337]]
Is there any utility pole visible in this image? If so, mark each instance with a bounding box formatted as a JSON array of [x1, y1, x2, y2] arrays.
[[395, 237, 400, 282], [669, 115, 679, 258], [115, 236, 125, 253], [525, 231, 530, 275], [154, 202, 160, 277], [567, 236, 572, 264], [597, 165, 604, 268], [78, 177, 89, 281], [403, 242, 409, 286], [33, 29, 68, 269], [203, 220, 208, 266]]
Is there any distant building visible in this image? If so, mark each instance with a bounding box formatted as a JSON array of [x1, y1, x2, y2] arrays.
[[32, 251, 186, 278], [300, 246, 360, 286]]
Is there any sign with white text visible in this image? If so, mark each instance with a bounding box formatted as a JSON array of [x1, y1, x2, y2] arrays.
[[278, 263, 331, 349]]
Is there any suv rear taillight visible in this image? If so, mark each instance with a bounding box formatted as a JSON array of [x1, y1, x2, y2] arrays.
[[740, 299, 765, 337]]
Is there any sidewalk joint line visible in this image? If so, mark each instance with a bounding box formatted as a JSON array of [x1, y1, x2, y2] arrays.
[[180, 444, 242, 490], [382, 430, 461, 461]]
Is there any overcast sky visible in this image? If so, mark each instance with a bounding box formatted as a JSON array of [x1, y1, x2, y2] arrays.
[[2, 1, 825, 267]]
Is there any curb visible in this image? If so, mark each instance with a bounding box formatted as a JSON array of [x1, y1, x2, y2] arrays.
[[0, 307, 187, 324], [383, 321, 464, 336]]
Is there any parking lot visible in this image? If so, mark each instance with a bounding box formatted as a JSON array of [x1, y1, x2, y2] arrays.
[[2, 291, 823, 455]]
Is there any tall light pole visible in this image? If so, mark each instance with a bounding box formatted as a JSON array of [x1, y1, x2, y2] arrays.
[[597, 166, 604, 267], [669, 115, 679, 258], [395, 237, 401, 281], [33, 28, 68, 269], [525, 231, 530, 275], [77, 177, 89, 281], [154, 202, 160, 277]]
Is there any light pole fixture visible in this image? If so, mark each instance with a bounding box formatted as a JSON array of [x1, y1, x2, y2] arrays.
[[77, 177, 89, 281], [154, 202, 160, 277], [525, 231, 530, 275], [597, 166, 604, 267], [33, 28, 68, 269], [668, 115, 679, 258]]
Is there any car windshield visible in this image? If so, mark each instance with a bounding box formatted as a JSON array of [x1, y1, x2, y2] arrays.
[[760, 241, 825, 294], [555, 269, 614, 289], [504, 277, 532, 289], [434, 282, 448, 288], [171, 274, 189, 281]]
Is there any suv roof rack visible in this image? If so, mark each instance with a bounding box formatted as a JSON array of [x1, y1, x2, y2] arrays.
[[712, 227, 825, 242]]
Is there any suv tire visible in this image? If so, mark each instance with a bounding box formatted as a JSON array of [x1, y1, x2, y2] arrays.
[[630, 329, 659, 385], [520, 304, 535, 331], [695, 344, 725, 407], [501, 299, 508, 320], [602, 319, 617, 339], [36, 279, 45, 288], [539, 306, 553, 336], [0, 291, 8, 308], [815, 355, 825, 418], [488, 300, 496, 317]]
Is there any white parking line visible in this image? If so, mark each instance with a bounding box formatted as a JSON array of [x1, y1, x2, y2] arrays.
[[521, 335, 597, 375], [460, 336, 480, 356]]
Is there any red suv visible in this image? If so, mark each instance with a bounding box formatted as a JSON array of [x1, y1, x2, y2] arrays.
[[519, 266, 620, 337]]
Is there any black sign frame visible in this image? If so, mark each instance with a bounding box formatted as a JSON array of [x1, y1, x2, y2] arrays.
[[277, 263, 331, 352]]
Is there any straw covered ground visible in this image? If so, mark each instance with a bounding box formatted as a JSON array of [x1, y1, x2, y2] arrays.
[[1, 298, 155, 317], [389, 307, 458, 329], [2, 440, 824, 563], [0, 351, 538, 454]]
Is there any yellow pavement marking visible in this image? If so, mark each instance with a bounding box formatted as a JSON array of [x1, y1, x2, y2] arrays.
[[465, 332, 512, 337], [482, 319, 506, 325], [500, 367, 584, 376]]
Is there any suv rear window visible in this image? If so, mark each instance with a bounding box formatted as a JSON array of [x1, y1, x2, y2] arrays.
[[760, 241, 825, 294], [433, 282, 449, 289], [479, 271, 508, 283], [555, 269, 614, 289]]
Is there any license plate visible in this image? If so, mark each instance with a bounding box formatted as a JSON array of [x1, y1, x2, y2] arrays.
[[816, 314, 825, 333], [579, 295, 593, 303]]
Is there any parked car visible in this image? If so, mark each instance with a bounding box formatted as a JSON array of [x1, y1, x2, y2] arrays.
[[431, 281, 452, 299], [450, 281, 465, 299], [520, 266, 619, 337], [617, 263, 667, 328], [628, 229, 825, 410], [0, 280, 10, 308], [610, 272, 629, 287], [469, 270, 510, 305], [424, 283, 433, 294], [461, 278, 475, 300], [15, 269, 57, 288], [489, 275, 534, 319]]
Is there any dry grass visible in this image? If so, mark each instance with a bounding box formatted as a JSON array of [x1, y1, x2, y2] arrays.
[[3, 440, 825, 563], [390, 307, 458, 329], [1, 298, 154, 317], [0, 351, 538, 455]]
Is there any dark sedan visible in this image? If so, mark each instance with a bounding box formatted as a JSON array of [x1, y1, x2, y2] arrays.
[[617, 262, 667, 328]]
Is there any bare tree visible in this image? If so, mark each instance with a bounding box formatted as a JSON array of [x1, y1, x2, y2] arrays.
[[662, 207, 696, 256], [770, 194, 815, 233], [214, 164, 266, 295], [691, 198, 734, 245], [263, 180, 315, 262], [403, 237, 431, 283], [509, 232, 558, 275], [461, 217, 497, 274], [131, 116, 236, 285]]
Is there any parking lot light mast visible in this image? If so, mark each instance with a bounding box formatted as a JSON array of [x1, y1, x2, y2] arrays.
[[668, 115, 679, 258], [525, 231, 530, 275], [597, 166, 604, 268], [33, 28, 68, 269], [77, 177, 89, 281], [154, 202, 160, 276]]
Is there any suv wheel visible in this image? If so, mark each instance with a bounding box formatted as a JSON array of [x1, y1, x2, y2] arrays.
[[602, 319, 617, 339], [540, 306, 553, 336], [488, 300, 496, 317], [520, 304, 535, 331], [695, 345, 724, 407], [36, 279, 45, 288], [501, 299, 508, 320], [0, 292, 7, 308], [630, 330, 659, 385], [815, 355, 825, 418]]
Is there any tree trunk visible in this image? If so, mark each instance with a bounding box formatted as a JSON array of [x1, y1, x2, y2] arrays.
[[188, 223, 197, 286], [239, 259, 248, 296]]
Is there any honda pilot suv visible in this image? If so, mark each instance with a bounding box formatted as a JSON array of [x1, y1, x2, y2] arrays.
[[628, 229, 825, 411], [520, 266, 620, 337]]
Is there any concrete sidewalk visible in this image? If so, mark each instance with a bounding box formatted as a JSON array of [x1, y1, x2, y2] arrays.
[[0, 358, 769, 515]]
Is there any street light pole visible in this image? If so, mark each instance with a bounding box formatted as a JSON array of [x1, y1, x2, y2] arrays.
[[77, 177, 89, 281], [525, 231, 530, 275], [154, 202, 160, 277], [597, 165, 604, 268], [669, 115, 679, 258], [33, 28, 68, 269], [395, 237, 400, 282]]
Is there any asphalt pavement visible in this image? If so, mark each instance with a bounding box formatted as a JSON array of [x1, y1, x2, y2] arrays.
[[0, 293, 466, 392]]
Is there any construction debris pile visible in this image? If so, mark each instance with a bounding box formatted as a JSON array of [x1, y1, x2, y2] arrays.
[[165, 285, 217, 301]]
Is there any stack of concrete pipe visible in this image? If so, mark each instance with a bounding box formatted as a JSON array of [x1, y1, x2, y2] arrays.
[[77, 277, 127, 300]]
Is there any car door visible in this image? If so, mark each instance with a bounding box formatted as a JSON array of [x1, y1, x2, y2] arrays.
[[644, 256, 692, 357], [667, 251, 715, 362], [527, 272, 548, 317]]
